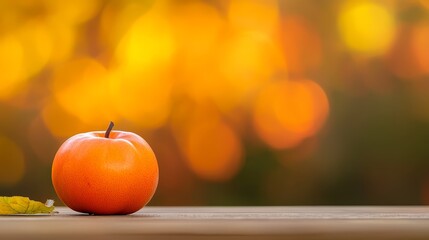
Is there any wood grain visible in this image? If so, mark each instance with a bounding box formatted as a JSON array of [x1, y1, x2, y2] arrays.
[[1, 207, 429, 239]]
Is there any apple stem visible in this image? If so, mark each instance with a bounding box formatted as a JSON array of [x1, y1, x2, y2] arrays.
[[105, 121, 114, 138]]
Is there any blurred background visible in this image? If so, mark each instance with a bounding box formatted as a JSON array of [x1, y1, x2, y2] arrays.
[[1, 0, 429, 206]]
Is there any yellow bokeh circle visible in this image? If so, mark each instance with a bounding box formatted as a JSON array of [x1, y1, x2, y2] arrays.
[[338, 0, 396, 56]]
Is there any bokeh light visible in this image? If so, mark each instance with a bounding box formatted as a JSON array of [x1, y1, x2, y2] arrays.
[[0, 34, 24, 98], [108, 69, 173, 129], [171, 1, 224, 60], [52, 57, 116, 125], [253, 79, 329, 149], [42, 99, 87, 138], [420, 0, 429, 9], [0, 21, 52, 99], [45, 0, 101, 26], [180, 115, 243, 182], [46, 22, 76, 64], [280, 16, 322, 74], [338, 0, 396, 56], [111, 2, 174, 129], [2, 0, 429, 206], [216, 32, 285, 109], [17, 21, 53, 80], [100, 1, 154, 51], [170, 1, 225, 105], [228, 0, 280, 36], [115, 3, 175, 74], [412, 22, 429, 75]]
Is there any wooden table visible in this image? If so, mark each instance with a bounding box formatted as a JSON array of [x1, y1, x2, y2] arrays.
[[1, 206, 429, 239]]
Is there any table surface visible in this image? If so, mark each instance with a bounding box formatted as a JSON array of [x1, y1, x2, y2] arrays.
[[2, 206, 429, 239]]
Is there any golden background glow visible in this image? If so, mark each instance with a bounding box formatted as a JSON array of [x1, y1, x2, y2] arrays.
[[1, 0, 428, 205]]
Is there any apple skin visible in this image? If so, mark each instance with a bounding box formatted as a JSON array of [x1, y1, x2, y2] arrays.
[[52, 127, 159, 215]]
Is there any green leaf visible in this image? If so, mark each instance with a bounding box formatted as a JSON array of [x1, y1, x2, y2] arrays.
[[0, 196, 55, 214]]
